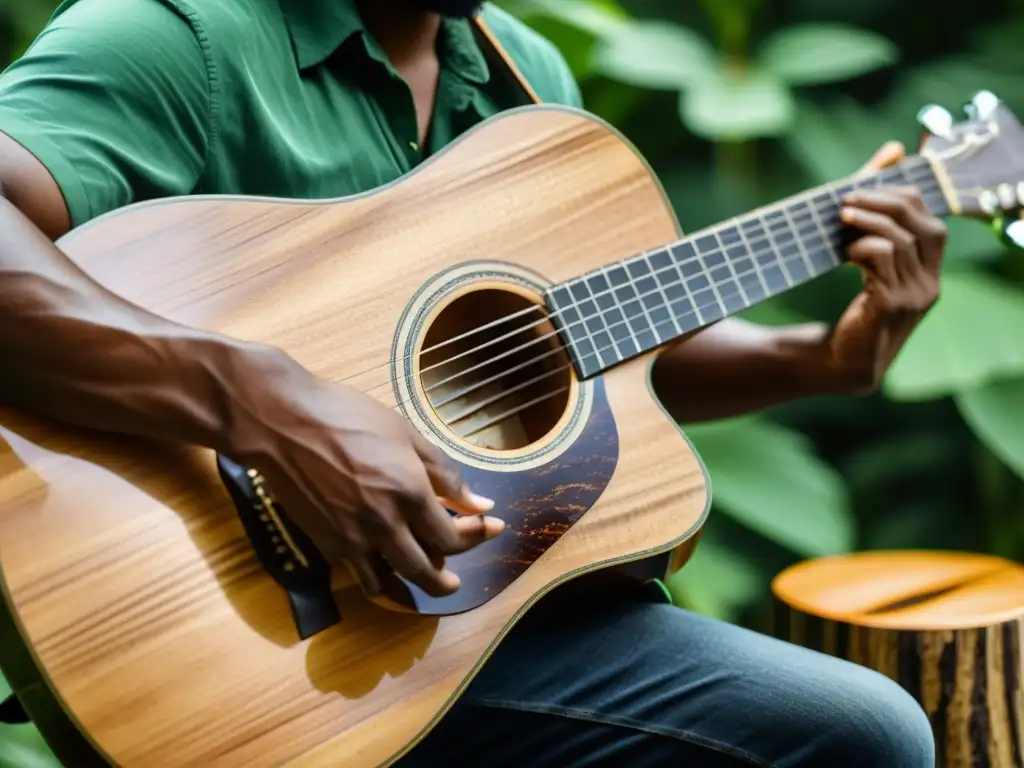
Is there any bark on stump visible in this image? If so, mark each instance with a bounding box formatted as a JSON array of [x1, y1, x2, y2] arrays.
[[772, 551, 1024, 768]]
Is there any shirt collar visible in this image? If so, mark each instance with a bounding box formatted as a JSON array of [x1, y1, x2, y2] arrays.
[[280, 0, 490, 85]]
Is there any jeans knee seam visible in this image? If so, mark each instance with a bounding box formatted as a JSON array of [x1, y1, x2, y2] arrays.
[[470, 697, 777, 768]]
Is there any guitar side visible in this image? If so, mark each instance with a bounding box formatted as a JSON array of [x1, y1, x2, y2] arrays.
[[0, 106, 710, 767]]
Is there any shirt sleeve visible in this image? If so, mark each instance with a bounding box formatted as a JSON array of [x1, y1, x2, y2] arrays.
[[0, 0, 213, 228]]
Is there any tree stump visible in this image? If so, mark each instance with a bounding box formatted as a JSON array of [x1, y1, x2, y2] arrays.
[[772, 551, 1024, 768]]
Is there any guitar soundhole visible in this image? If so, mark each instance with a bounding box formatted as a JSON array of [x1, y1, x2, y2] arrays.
[[419, 288, 574, 451]]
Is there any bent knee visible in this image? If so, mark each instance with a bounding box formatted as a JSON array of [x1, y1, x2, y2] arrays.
[[816, 665, 935, 767]]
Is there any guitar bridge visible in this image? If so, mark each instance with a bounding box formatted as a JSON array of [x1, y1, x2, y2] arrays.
[[216, 455, 341, 640]]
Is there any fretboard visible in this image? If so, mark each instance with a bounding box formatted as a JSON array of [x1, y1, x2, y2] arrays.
[[546, 155, 948, 379]]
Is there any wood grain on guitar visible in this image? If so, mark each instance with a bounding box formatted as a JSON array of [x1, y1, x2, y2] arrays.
[[0, 95, 1022, 767]]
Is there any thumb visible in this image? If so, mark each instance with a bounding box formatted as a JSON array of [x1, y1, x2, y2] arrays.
[[411, 431, 495, 515], [857, 141, 906, 176]]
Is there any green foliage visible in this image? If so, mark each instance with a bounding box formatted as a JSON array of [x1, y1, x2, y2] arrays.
[[885, 272, 1024, 401], [957, 378, 1024, 480], [592, 21, 714, 89], [680, 68, 794, 141], [685, 417, 855, 557], [757, 24, 898, 86], [0, 670, 60, 768]]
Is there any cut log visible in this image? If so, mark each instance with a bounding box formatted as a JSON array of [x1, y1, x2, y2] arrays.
[[772, 551, 1024, 768]]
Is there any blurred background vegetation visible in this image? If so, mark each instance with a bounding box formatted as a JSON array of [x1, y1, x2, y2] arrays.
[[2, 0, 1024, 764]]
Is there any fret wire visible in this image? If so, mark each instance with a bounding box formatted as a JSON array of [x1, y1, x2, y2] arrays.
[[732, 217, 772, 297], [780, 204, 817, 278], [693, 236, 730, 320], [756, 211, 796, 289], [573, 158, 941, 309], [793, 198, 838, 273], [599, 264, 641, 356], [668, 244, 708, 326], [628, 255, 667, 347], [565, 246, 836, 366], [564, 284, 606, 369], [715, 230, 752, 310], [581, 274, 622, 368], [642, 251, 685, 338], [804, 195, 843, 267], [555, 156, 945, 370]]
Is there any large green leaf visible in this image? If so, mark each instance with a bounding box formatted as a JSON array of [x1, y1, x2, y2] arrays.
[[680, 68, 795, 141], [956, 377, 1024, 480], [0, 670, 61, 768], [0, 726, 62, 768], [684, 418, 855, 557], [757, 24, 898, 86], [591, 20, 716, 90], [513, 0, 631, 39], [666, 537, 764, 622], [786, 98, 887, 183], [885, 270, 1024, 401]]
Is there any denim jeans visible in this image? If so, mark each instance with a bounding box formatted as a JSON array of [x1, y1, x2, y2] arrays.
[[399, 587, 935, 767]]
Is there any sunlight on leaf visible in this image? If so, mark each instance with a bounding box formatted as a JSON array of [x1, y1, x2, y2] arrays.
[[956, 377, 1024, 480], [684, 418, 855, 557], [0, 670, 61, 768], [885, 270, 1024, 401], [680, 68, 794, 141], [758, 24, 898, 86], [0, 726, 62, 768], [592, 20, 716, 90], [738, 297, 813, 327], [506, 0, 631, 39], [787, 97, 897, 182], [666, 538, 763, 622]]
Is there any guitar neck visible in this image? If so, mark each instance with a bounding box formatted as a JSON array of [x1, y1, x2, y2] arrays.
[[546, 154, 949, 379]]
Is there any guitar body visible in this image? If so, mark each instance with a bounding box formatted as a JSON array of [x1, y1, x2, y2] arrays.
[[0, 106, 710, 767]]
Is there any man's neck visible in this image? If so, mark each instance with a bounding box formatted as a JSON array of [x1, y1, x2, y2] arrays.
[[357, 0, 443, 67]]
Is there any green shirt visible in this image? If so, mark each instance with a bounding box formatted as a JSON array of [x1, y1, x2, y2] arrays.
[[0, 0, 582, 228]]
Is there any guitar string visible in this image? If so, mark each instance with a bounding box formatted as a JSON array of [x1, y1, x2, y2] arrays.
[[330, 156, 937, 386], [379, 170, 946, 424], [355, 164, 941, 406], [348, 157, 935, 383], [379, 173, 948, 430]]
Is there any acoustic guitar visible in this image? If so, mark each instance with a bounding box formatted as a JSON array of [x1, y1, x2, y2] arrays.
[[0, 92, 1021, 768]]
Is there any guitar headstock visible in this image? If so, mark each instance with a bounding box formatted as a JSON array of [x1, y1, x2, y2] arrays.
[[918, 91, 1024, 223]]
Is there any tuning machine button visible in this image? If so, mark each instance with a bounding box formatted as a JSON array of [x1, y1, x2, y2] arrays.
[[980, 190, 1000, 215], [1006, 220, 1024, 248], [917, 105, 954, 139], [971, 91, 1000, 120], [998, 183, 1018, 211]]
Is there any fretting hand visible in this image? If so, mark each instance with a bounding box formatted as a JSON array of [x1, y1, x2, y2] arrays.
[[824, 141, 949, 393]]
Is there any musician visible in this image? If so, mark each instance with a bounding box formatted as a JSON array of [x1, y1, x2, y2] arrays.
[[0, 0, 944, 765]]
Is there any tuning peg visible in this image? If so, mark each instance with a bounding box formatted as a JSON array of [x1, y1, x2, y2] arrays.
[[917, 104, 954, 139], [1004, 219, 1024, 249], [971, 91, 1000, 120]]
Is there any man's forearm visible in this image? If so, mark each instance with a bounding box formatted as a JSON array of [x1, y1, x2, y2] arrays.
[[0, 196, 254, 451], [650, 317, 853, 424]]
